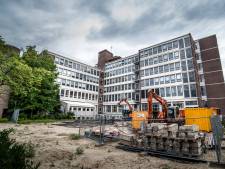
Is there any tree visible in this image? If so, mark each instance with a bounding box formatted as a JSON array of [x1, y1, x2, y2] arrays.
[[0, 36, 60, 119]]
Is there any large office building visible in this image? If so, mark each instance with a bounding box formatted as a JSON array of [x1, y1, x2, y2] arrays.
[[49, 52, 100, 119], [50, 33, 225, 119]]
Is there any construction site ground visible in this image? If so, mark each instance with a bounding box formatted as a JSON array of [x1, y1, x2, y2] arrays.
[[0, 121, 224, 169]]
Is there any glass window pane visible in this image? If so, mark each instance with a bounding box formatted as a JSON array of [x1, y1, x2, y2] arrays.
[[160, 88, 165, 97], [160, 77, 164, 84], [182, 73, 188, 83], [180, 50, 185, 59], [169, 53, 173, 60], [163, 54, 168, 62], [177, 86, 183, 96], [171, 75, 175, 83], [181, 61, 187, 71], [190, 84, 197, 97], [186, 48, 192, 58], [189, 71, 195, 82], [175, 62, 180, 70], [184, 85, 190, 98], [166, 87, 171, 97], [179, 39, 184, 49], [171, 86, 177, 96], [187, 59, 194, 70], [184, 37, 191, 47]]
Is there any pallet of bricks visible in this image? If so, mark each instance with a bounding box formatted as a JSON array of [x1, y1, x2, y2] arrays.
[[145, 123, 205, 157]]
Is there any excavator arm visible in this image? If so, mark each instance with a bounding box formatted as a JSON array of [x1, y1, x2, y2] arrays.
[[118, 98, 133, 111], [147, 89, 168, 120]]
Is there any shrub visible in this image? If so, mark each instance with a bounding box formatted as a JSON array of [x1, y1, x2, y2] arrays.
[[75, 146, 84, 155], [0, 118, 9, 123], [70, 133, 80, 140], [0, 128, 40, 169]]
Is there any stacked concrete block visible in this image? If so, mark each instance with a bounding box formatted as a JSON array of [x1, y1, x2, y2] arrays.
[[157, 138, 164, 151], [165, 139, 173, 153], [173, 140, 181, 154]]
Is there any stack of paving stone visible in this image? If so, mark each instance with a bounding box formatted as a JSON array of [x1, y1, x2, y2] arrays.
[[178, 125, 203, 156]]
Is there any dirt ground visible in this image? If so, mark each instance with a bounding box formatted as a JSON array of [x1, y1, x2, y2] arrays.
[[0, 122, 223, 169]]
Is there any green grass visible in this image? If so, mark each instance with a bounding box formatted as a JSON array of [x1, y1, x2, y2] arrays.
[[70, 133, 80, 140], [0, 118, 9, 123], [0, 118, 74, 124]]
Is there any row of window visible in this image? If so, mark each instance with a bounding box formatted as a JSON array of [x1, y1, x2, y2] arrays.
[[69, 107, 95, 112], [141, 73, 182, 87], [55, 57, 100, 76], [60, 89, 98, 101], [57, 67, 99, 84], [140, 48, 192, 68], [105, 56, 135, 70], [58, 78, 98, 92], [104, 74, 135, 85], [105, 65, 134, 78], [141, 84, 196, 98], [140, 37, 191, 58], [104, 92, 135, 102], [140, 62, 181, 77], [141, 71, 195, 87], [104, 83, 135, 93]]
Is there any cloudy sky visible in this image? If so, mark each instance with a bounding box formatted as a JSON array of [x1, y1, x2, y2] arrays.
[[0, 0, 225, 75]]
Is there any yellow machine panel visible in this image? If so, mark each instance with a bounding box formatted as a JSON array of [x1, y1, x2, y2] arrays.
[[184, 108, 217, 132], [131, 111, 148, 129]]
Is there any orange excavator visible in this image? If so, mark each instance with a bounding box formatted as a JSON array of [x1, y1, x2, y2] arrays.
[[118, 98, 133, 120], [147, 89, 183, 122]]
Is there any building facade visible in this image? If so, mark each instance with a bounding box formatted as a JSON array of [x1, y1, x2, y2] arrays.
[[50, 33, 225, 119], [50, 52, 100, 119]]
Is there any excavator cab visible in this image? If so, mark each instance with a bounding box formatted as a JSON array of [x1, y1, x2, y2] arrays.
[[167, 106, 179, 119], [118, 98, 133, 121]]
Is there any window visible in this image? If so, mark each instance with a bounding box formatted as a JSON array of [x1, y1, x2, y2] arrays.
[[179, 39, 184, 49], [158, 46, 162, 53], [159, 66, 164, 73], [155, 78, 159, 85], [163, 54, 168, 62], [74, 91, 77, 98], [145, 79, 149, 86], [168, 43, 172, 50], [177, 86, 183, 96], [153, 57, 158, 64], [187, 59, 194, 70], [70, 91, 73, 98], [171, 75, 175, 83], [174, 51, 179, 59], [160, 88, 165, 97], [153, 47, 158, 54], [181, 61, 187, 71], [149, 58, 153, 65], [189, 71, 195, 82], [180, 50, 185, 59], [171, 86, 177, 96], [65, 90, 69, 97], [149, 68, 153, 75], [154, 67, 158, 74], [184, 85, 190, 97], [165, 76, 170, 84], [61, 79, 66, 86], [176, 74, 182, 82], [145, 59, 148, 66], [166, 87, 171, 97], [160, 77, 164, 84], [186, 101, 198, 106], [150, 78, 154, 86], [169, 53, 173, 60], [164, 64, 169, 72], [173, 41, 178, 48], [186, 48, 192, 58], [162, 44, 167, 51], [169, 63, 175, 71], [184, 37, 191, 47], [175, 62, 180, 70], [182, 73, 188, 83], [158, 55, 163, 63], [190, 84, 197, 97], [60, 89, 65, 97], [145, 69, 149, 76]]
